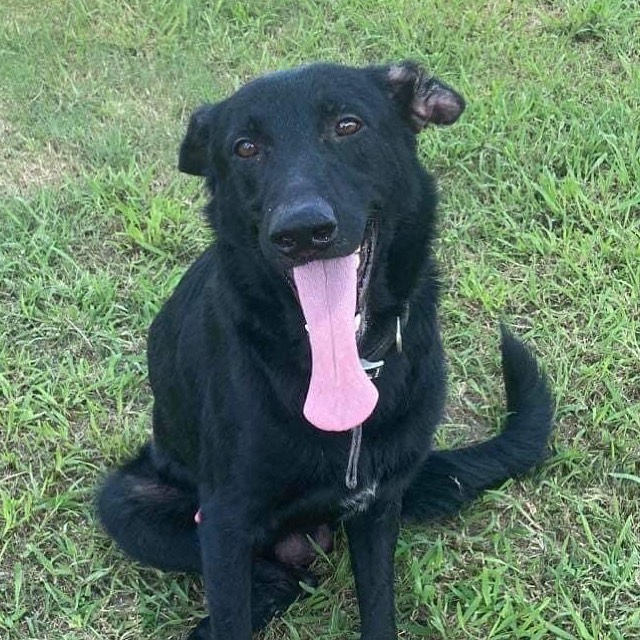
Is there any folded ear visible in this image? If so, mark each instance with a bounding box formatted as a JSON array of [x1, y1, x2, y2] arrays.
[[387, 61, 465, 132], [178, 103, 217, 176]]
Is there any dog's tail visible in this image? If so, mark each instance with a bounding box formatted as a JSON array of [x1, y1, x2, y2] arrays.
[[402, 325, 554, 522]]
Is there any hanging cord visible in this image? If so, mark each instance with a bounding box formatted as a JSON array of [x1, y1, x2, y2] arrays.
[[345, 312, 406, 490], [345, 424, 363, 489]]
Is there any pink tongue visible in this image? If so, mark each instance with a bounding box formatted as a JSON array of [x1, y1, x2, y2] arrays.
[[293, 255, 379, 431]]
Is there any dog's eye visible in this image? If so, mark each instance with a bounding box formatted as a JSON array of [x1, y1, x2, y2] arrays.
[[335, 117, 363, 137], [234, 138, 259, 158]]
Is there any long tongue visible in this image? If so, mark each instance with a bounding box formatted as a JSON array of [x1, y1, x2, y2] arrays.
[[293, 255, 378, 431]]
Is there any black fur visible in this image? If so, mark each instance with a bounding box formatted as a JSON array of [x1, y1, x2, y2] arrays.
[[97, 61, 554, 639]]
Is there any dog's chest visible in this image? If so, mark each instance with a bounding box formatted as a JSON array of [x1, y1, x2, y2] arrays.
[[340, 481, 379, 516]]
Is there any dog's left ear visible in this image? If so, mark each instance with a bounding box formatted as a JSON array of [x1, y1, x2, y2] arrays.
[[178, 103, 217, 177], [386, 61, 465, 132]]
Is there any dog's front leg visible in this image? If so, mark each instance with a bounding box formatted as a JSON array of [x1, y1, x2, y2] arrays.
[[345, 498, 401, 640], [196, 491, 253, 640]]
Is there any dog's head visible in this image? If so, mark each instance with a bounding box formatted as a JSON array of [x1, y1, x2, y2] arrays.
[[179, 61, 463, 266], [179, 62, 464, 431]]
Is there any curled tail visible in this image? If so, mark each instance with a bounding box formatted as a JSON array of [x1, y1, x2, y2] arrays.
[[402, 325, 554, 522]]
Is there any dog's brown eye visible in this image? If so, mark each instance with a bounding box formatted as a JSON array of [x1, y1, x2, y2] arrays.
[[234, 139, 259, 158], [335, 117, 363, 137]]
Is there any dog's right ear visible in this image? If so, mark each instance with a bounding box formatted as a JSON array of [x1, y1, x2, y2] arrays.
[[178, 104, 217, 177]]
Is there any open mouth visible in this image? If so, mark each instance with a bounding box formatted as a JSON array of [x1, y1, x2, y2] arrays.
[[287, 221, 376, 344], [290, 222, 379, 432], [354, 221, 376, 344]]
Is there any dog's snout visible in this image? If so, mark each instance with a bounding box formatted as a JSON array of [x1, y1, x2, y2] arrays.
[[268, 200, 338, 259]]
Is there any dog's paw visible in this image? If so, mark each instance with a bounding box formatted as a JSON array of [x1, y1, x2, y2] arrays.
[[251, 560, 317, 630], [185, 563, 317, 637]]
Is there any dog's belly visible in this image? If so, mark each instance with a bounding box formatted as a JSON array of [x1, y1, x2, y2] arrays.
[[261, 481, 380, 566]]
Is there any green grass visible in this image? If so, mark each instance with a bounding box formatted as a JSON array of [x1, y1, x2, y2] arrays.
[[1, 0, 639, 638]]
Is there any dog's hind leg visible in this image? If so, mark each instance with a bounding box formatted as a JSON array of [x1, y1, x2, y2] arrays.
[[98, 445, 316, 632], [402, 326, 554, 521], [96, 443, 202, 572]]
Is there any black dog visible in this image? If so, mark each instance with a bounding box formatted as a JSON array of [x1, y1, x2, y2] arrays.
[[97, 61, 554, 639]]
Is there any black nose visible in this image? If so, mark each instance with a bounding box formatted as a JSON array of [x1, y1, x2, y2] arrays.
[[268, 199, 338, 259]]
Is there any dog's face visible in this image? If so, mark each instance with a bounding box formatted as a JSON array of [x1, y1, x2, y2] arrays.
[[179, 62, 464, 272], [179, 62, 465, 431]]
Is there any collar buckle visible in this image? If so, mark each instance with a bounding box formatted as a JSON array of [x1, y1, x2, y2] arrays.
[[360, 357, 385, 379]]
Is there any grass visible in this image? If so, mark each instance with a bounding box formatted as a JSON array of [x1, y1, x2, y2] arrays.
[[1, 0, 639, 638]]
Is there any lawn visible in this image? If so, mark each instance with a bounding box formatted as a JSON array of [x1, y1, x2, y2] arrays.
[[1, 0, 638, 638]]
